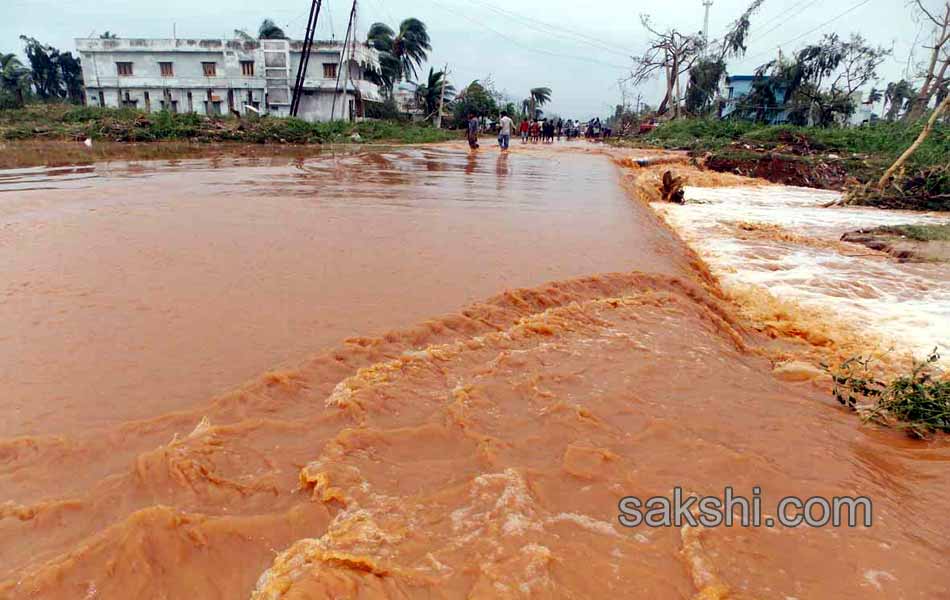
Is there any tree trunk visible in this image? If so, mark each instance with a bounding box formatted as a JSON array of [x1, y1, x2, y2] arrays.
[[906, 6, 949, 121], [878, 94, 950, 188]]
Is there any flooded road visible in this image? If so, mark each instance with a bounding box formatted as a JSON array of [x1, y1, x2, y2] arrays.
[[2, 143, 949, 599], [0, 146, 686, 438]]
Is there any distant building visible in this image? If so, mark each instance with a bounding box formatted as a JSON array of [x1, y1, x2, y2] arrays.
[[721, 74, 872, 126], [75, 37, 382, 122], [720, 75, 791, 124]]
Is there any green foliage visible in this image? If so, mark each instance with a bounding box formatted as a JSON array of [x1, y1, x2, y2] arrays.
[[18, 36, 83, 102], [640, 118, 949, 168], [740, 33, 890, 126], [0, 103, 455, 145], [884, 80, 916, 121], [366, 19, 431, 93], [452, 80, 498, 123], [1, 53, 31, 108], [364, 97, 404, 120], [827, 351, 950, 438], [866, 224, 950, 242], [258, 19, 288, 40], [685, 58, 726, 115], [414, 68, 454, 120]]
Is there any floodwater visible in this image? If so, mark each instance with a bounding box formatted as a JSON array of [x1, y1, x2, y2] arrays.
[[1, 142, 949, 599], [655, 185, 950, 362]]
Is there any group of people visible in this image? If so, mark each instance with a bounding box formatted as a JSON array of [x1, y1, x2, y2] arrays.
[[465, 112, 612, 152], [518, 118, 561, 144]]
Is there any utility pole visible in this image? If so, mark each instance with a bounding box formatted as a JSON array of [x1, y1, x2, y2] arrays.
[[291, 0, 324, 117], [331, 0, 358, 122], [435, 63, 448, 128], [702, 0, 713, 54]]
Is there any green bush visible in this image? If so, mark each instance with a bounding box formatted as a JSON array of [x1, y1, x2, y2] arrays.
[[828, 350, 950, 438]]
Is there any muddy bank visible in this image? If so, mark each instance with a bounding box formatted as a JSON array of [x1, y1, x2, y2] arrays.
[[842, 225, 950, 262], [701, 150, 853, 190]]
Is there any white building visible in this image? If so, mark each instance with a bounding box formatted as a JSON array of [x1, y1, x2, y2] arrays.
[[75, 37, 382, 122]]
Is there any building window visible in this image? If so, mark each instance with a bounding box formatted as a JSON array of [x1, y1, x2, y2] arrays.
[[116, 62, 133, 76], [323, 63, 337, 79], [241, 61, 255, 76], [159, 62, 174, 77], [202, 62, 217, 77]]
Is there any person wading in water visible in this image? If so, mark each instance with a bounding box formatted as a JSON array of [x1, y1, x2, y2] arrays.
[[497, 111, 514, 152], [467, 112, 480, 150]]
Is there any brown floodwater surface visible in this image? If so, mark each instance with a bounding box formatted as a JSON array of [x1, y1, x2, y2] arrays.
[[1, 142, 948, 599], [0, 145, 686, 438]]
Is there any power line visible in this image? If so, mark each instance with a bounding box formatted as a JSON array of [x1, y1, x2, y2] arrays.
[[748, 0, 817, 36], [458, 0, 637, 59], [743, 0, 874, 64], [746, 0, 823, 45], [422, 0, 631, 70]]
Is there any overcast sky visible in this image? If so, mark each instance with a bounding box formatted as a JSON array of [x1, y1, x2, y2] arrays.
[[2, 0, 936, 118]]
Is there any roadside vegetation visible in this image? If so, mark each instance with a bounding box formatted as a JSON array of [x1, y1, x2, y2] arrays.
[[613, 118, 949, 204], [0, 104, 457, 145], [827, 350, 950, 438], [865, 224, 950, 242]]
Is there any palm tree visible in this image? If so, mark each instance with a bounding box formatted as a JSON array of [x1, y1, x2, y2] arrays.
[[414, 67, 455, 120], [528, 87, 551, 119], [99, 31, 118, 39], [367, 19, 431, 93], [1, 53, 30, 107], [884, 80, 915, 121], [258, 19, 288, 40]]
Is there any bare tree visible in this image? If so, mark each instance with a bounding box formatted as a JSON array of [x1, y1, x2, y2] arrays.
[[906, 1, 950, 120], [628, 15, 703, 117]]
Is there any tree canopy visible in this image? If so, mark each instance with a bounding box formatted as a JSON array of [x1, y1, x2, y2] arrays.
[[258, 19, 288, 40], [366, 19, 431, 93]]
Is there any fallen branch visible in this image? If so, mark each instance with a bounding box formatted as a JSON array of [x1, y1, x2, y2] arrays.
[[878, 94, 949, 189]]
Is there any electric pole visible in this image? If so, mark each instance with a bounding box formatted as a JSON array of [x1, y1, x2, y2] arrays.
[[330, 0, 358, 122], [435, 63, 449, 129], [702, 0, 713, 54], [291, 0, 324, 116]]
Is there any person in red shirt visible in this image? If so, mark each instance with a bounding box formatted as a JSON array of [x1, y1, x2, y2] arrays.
[[519, 119, 529, 143]]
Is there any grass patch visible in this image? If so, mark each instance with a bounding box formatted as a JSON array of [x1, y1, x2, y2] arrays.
[[0, 103, 456, 145], [827, 350, 950, 438], [868, 224, 950, 242], [636, 118, 949, 167]]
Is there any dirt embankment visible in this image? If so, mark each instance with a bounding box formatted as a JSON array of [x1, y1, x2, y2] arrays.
[[842, 225, 950, 262], [702, 151, 852, 190]]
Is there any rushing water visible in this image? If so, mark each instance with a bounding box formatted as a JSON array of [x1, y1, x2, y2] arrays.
[[1, 143, 948, 599], [655, 185, 950, 362]]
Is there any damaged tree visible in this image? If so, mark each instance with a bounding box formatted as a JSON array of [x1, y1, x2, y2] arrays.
[[879, 94, 950, 188], [628, 16, 703, 118], [905, 1, 950, 122], [739, 34, 889, 126], [685, 0, 765, 115]]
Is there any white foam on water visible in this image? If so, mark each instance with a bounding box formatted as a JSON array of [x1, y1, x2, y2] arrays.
[[656, 185, 950, 361]]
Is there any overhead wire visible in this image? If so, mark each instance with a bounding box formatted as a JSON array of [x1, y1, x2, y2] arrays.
[[421, 0, 631, 70], [743, 0, 875, 63]]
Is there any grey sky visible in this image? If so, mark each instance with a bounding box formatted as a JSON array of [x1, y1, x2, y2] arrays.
[[2, 0, 934, 118]]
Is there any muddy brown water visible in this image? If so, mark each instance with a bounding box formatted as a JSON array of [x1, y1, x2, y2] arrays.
[[1, 142, 948, 599]]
